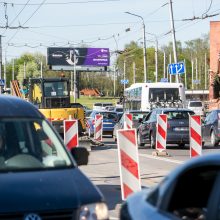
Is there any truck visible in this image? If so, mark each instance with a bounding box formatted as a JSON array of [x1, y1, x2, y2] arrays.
[[12, 77, 86, 135]]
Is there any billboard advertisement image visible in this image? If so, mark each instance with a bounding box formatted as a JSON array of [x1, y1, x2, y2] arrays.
[[47, 47, 110, 67]]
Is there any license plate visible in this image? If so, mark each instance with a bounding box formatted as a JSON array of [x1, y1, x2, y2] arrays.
[[103, 122, 112, 125], [173, 127, 189, 131]]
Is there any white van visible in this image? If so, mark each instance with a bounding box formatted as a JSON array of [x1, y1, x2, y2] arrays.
[[187, 100, 205, 116], [93, 102, 113, 110]]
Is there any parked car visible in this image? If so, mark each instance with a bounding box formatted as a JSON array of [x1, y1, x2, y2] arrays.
[[0, 95, 109, 220], [113, 110, 149, 142], [87, 110, 119, 137], [187, 100, 205, 116], [93, 102, 113, 110], [202, 109, 220, 147], [120, 153, 220, 220], [137, 108, 194, 148]]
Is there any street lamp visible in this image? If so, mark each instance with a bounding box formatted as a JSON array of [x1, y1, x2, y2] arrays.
[[146, 32, 158, 82], [125, 12, 147, 83]]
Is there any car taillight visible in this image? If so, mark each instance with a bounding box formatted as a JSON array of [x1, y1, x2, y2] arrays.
[[167, 123, 170, 129], [92, 119, 95, 125]]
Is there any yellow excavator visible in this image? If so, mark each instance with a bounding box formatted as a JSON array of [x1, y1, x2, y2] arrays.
[[11, 77, 86, 135]]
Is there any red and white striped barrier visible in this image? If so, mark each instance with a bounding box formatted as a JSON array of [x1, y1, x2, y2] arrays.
[[190, 115, 202, 157], [117, 129, 141, 200], [63, 119, 78, 150], [156, 114, 167, 152], [124, 113, 133, 129], [94, 114, 103, 141]]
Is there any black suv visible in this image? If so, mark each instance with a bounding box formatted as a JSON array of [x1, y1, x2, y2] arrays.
[[202, 109, 220, 147], [137, 108, 194, 148]]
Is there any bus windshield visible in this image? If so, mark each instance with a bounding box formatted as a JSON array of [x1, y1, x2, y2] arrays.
[[44, 82, 68, 97], [149, 88, 179, 102]]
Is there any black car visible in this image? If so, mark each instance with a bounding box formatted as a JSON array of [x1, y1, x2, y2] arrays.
[[0, 96, 108, 220], [120, 153, 220, 220], [202, 109, 220, 147], [113, 110, 149, 142], [137, 108, 194, 148]]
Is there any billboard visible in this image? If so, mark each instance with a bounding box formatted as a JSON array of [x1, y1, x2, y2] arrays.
[[47, 47, 110, 67]]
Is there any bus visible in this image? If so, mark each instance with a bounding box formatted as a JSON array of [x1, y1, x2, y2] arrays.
[[124, 82, 186, 111]]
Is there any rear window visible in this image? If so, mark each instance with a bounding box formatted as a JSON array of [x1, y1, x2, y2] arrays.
[[94, 103, 102, 107], [97, 112, 117, 120], [164, 111, 194, 120], [103, 103, 113, 107], [189, 101, 202, 107]]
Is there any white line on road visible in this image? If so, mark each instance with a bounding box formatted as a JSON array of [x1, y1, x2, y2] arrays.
[[111, 149, 184, 165]]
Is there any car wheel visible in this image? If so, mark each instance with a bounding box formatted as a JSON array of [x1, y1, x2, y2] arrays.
[[150, 132, 155, 149], [210, 131, 218, 147], [137, 132, 144, 147]]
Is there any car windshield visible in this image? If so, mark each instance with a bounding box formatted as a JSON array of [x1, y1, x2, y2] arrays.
[[164, 111, 194, 120], [0, 118, 72, 171], [189, 101, 203, 107], [44, 81, 68, 97], [96, 112, 117, 120], [132, 112, 149, 120]]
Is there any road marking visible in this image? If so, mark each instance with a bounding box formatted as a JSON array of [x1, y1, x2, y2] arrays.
[[110, 149, 183, 165], [138, 153, 184, 164]]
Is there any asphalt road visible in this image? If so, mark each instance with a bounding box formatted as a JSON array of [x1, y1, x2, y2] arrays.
[[79, 136, 220, 220]]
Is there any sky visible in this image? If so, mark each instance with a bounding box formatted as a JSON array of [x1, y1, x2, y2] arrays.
[[0, 0, 220, 64]]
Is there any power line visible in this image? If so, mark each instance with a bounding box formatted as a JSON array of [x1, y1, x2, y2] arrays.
[[0, 0, 119, 6]]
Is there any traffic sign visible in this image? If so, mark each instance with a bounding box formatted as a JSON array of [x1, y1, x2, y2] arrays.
[[168, 62, 185, 75], [120, 79, 129, 84], [0, 79, 5, 86]]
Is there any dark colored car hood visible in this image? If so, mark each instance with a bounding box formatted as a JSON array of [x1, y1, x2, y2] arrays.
[[0, 168, 103, 213]]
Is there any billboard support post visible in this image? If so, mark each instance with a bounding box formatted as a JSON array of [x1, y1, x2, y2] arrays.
[[74, 52, 76, 103]]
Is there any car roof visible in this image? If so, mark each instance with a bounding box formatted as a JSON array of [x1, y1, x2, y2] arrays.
[[153, 108, 194, 112], [0, 95, 44, 118]]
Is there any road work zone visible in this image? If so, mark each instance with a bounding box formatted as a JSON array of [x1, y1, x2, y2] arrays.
[[117, 129, 141, 200], [64, 119, 79, 150]]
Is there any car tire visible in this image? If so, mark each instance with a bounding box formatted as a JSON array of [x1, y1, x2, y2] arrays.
[[137, 132, 144, 147], [150, 132, 155, 149], [210, 131, 218, 147]]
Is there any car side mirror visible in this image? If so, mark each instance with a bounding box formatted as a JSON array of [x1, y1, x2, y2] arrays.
[[70, 147, 89, 166]]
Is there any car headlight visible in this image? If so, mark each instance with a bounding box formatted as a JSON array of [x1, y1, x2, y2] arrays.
[[79, 202, 109, 220]]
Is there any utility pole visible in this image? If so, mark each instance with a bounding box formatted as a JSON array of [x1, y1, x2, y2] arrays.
[[191, 59, 194, 90], [40, 61, 43, 78], [155, 39, 158, 82], [205, 53, 207, 90], [0, 35, 2, 80], [163, 51, 166, 79], [114, 65, 116, 97], [133, 61, 136, 84], [184, 59, 187, 89], [168, 0, 179, 83], [123, 60, 126, 91], [169, 53, 172, 83], [4, 51, 6, 90], [196, 57, 198, 89], [73, 52, 76, 103]]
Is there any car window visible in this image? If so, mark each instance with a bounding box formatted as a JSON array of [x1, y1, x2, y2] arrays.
[[97, 112, 117, 120], [132, 112, 149, 120], [164, 111, 194, 120], [0, 118, 72, 170], [189, 101, 203, 107], [167, 166, 220, 219]]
